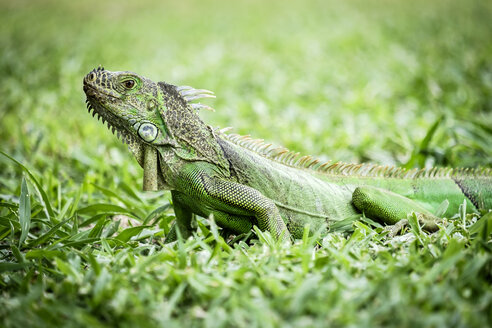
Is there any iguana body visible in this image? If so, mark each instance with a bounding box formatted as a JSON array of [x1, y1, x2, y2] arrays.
[[83, 67, 492, 241]]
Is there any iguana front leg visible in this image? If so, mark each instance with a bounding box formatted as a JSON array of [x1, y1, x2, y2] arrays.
[[352, 186, 439, 232], [166, 191, 255, 242], [172, 168, 291, 241], [200, 175, 291, 240], [165, 191, 194, 242]]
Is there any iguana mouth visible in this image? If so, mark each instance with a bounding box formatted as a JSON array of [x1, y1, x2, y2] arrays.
[[84, 98, 136, 145]]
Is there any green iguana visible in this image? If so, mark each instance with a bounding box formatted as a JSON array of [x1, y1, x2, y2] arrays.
[[83, 67, 492, 241]]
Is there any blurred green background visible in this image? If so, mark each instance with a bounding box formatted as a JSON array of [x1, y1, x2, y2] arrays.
[[2, 0, 492, 171], [1, 0, 492, 327]]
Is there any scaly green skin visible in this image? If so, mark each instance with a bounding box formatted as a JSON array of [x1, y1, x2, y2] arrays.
[[83, 67, 492, 241]]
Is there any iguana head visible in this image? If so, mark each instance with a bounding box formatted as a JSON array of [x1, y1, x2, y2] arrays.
[[83, 66, 168, 145], [83, 67, 227, 189], [83, 66, 216, 146]]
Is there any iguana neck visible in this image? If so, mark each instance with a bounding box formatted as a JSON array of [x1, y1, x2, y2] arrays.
[[128, 83, 232, 191], [158, 82, 229, 174]]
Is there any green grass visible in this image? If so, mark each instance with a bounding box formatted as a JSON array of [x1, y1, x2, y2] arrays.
[[1, 0, 492, 326]]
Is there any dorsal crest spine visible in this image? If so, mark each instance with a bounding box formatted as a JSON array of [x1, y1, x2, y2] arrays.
[[220, 131, 492, 179], [176, 85, 216, 111]]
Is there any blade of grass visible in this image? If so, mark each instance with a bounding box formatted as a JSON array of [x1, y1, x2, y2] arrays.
[[91, 183, 143, 216], [403, 115, 443, 168], [0, 262, 29, 273], [114, 225, 150, 242], [143, 203, 172, 225], [118, 181, 142, 202], [77, 203, 139, 219], [28, 216, 73, 248], [18, 177, 31, 247], [0, 151, 54, 221]]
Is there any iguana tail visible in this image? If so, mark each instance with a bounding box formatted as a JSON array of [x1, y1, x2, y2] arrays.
[[453, 176, 492, 211]]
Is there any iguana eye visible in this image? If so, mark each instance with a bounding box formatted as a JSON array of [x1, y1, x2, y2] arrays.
[[123, 80, 135, 89], [138, 123, 158, 142]]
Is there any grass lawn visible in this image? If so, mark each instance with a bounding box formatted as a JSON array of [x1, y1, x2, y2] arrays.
[[1, 0, 492, 326]]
